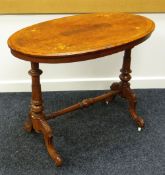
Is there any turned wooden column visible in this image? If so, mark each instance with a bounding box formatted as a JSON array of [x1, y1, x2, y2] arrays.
[[30, 62, 43, 110], [24, 62, 43, 132], [28, 62, 45, 132], [111, 49, 144, 128], [119, 49, 132, 90], [28, 62, 63, 166]]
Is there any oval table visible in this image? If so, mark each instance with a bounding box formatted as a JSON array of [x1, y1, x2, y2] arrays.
[[8, 13, 155, 167]]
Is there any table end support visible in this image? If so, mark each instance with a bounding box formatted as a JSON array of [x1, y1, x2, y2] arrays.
[[24, 62, 63, 167], [110, 49, 144, 128]]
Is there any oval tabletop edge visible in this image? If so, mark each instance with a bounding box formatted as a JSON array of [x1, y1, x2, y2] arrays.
[[8, 13, 155, 58]]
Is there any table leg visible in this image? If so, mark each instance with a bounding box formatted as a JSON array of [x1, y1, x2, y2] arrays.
[[24, 62, 63, 167], [24, 111, 33, 132], [110, 49, 144, 128]]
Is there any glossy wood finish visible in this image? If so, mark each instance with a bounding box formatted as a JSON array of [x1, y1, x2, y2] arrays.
[[8, 13, 155, 167], [25, 62, 63, 166], [46, 90, 120, 120], [110, 49, 144, 127], [8, 13, 154, 63]]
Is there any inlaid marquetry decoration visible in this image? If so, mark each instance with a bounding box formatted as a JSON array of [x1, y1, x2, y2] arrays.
[[0, 0, 165, 13]]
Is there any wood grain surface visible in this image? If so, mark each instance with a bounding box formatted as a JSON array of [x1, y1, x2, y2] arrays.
[[8, 13, 155, 60]]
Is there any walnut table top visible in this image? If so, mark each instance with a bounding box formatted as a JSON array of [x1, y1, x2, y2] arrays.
[[8, 13, 155, 63]]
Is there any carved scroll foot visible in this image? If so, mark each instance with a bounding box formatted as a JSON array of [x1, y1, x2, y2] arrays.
[[112, 49, 145, 128], [44, 134, 63, 167], [128, 99, 145, 128], [24, 113, 33, 132], [108, 82, 121, 101], [104, 82, 121, 104], [32, 117, 63, 167], [122, 87, 145, 128], [110, 82, 121, 93], [105, 95, 116, 104], [129, 110, 144, 128], [110, 82, 144, 128]]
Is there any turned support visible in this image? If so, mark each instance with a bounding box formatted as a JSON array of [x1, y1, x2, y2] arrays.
[[24, 62, 44, 132], [29, 62, 44, 131], [111, 49, 144, 128], [46, 90, 119, 120], [120, 49, 132, 89], [24, 62, 63, 167]]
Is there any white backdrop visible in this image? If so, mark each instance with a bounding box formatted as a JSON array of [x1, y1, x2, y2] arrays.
[[0, 13, 165, 92]]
